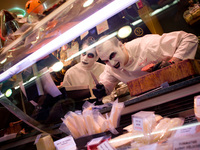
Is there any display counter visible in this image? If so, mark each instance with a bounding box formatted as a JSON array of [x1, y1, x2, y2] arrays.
[[0, 0, 200, 149], [1, 75, 200, 150]]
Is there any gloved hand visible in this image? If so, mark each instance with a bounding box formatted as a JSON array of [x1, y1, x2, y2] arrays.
[[92, 83, 107, 99], [151, 60, 172, 71], [142, 61, 174, 73]]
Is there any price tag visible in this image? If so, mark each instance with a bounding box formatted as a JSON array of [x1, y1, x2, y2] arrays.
[[96, 20, 109, 35], [133, 117, 143, 132], [173, 136, 200, 150], [80, 31, 89, 40], [174, 126, 196, 137], [54, 136, 76, 150], [136, 0, 144, 9], [87, 137, 104, 146], [97, 140, 115, 150]]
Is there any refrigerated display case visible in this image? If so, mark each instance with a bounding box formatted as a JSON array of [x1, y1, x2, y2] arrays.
[[0, 0, 200, 149]]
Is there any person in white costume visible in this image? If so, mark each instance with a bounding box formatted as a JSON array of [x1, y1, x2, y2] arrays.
[[62, 38, 105, 100], [92, 31, 198, 99]]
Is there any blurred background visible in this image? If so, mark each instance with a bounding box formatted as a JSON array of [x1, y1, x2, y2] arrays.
[[0, 0, 45, 16]]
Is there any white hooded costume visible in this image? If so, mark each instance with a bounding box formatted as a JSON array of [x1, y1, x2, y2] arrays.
[[62, 48, 105, 99], [97, 31, 198, 94]]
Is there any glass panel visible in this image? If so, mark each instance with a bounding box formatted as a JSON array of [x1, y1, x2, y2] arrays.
[[0, 0, 200, 147]]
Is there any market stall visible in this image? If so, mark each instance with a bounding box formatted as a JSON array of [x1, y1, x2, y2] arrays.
[[0, 0, 200, 149]]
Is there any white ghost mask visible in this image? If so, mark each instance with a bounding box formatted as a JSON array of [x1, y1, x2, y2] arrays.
[[80, 46, 98, 69], [97, 39, 128, 70]]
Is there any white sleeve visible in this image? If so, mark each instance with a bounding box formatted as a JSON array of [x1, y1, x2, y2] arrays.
[[160, 31, 198, 60], [99, 66, 119, 95], [62, 71, 72, 87]]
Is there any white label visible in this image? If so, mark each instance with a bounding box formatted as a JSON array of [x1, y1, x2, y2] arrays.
[[80, 31, 89, 40], [173, 136, 200, 150], [40, 67, 62, 97], [139, 143, 157, 150], [97, 140, 115, 150], [96, 20, 109, 35], [133, 117, 143, 131], [34, 134, 42, 145], [54, 136, 76, 150], [196, 96, 200, 106], [88, 137, 104, 146], [174, 126, 196, 137]]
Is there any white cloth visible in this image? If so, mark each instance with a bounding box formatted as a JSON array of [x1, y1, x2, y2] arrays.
[[62, 62, 105, 98], [99, 31, 198, 94]]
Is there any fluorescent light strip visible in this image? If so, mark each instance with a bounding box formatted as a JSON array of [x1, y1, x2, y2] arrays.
[[0, 94, 4, 98], [1, 0, 179, 82], [131, 0, 180, 27], [30, 0, 137, 62], [0, 0, 137, 82], [8, 7, 26, 17], [109, 121, 200, 144], [1, 0, 77, 55], [0, 58, 7, 64], [131, 19, 143, 26], [66, 32, 118, 61], [70, 0, 180, 61], [150, 0, 179, 16], [14, 71, 48, 90]]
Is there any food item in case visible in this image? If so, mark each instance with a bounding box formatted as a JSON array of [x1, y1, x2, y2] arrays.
[[85, 114, 101, 134], [109, 132, 134, 148], [194, 95, 200, 122], [71, 112, 88, 136], [152, 118, 171, 142], [96, 113, 109, 133], [183, 3, 200, 25], [124, 114, 163, 133], [62, 117, 80, 139], [36, 134, 56, 150], [109, 100, 124, 128], [152, 117, 184, 142], [155, 114, 163, 123], [61, 100, 124, 138], [83, 109, 101, 135]]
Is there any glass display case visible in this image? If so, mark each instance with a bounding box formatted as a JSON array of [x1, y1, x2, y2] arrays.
[[0, 0, 200, 149]]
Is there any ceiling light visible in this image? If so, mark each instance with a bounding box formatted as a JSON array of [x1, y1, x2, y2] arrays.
[[5, 89, 12, 97], [0, 58, 7, 64], [50, 61, 63, 72], [117, 25, 132, 39], [8, 7, 26, 17], [83, 0, 94, 7], [0, 0, 137, 82]]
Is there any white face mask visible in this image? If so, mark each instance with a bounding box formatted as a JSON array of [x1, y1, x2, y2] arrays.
[[80, 48, 98, 69], [97, 40, 127, 70]]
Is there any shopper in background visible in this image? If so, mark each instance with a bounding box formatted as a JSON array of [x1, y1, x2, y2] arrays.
[[92, 31, 199, 99]]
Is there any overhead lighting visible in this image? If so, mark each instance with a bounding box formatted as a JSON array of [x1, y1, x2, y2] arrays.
[[131, 0, 180, 27], [0, 58, 7, 64], [50, 61, 63, 72], [117, 25, 132, 39], [66, 31, 118, 61], [83, 0, 94, 7], [5, 89, 12, 97], [0, 0, 138, 82], [8, 7, 26, 17], [109, 121, 200, 145]]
